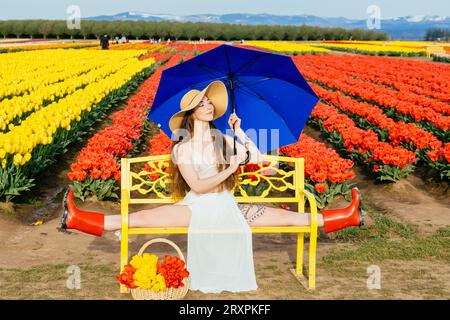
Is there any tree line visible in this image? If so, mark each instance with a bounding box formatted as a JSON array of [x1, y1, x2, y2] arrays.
[[0, 20, 388, 41], [425, 28, 449, 41]]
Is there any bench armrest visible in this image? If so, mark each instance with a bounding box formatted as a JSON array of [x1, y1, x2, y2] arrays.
[[303, 189, 318, 230], [121, 188, 129, 230]]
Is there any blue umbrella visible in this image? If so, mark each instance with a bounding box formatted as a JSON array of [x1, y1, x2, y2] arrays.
[[147, 44, 319, 157]]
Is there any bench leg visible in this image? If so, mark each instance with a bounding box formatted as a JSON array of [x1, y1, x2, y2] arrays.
[[308, 229, 317, 289], [289, 232, 317, 290], [119, 230, 130, 294], [296, 232, 304, 275], [289, 232, 309, 288]]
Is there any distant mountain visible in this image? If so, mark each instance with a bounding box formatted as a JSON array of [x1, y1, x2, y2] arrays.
[[85, 12, 450, 40]]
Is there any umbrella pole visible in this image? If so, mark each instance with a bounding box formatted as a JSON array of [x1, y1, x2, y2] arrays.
[[229, 77, 238, 155], [229, 76, 250, 164]]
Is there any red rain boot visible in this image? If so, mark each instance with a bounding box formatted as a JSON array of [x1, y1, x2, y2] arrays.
[[58, 187, 104, 236], [321, 187, 365, 234]]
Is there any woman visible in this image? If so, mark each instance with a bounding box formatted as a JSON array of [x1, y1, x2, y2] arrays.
[[59, 80, 364, 293]]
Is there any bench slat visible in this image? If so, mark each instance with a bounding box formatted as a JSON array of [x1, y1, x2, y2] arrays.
[[128, 226, 312, 235], [128, 197, 304, 204]]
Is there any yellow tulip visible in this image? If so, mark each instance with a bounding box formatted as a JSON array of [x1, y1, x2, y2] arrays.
[[247, 41, 330, 53], [309, 41, 428, 55], [13, 153, 23, 165], [1, 49, 155, 167]]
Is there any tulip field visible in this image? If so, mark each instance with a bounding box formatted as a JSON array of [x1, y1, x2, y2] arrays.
[[1, 39, 450, 300], [0, 40, 448, 210]]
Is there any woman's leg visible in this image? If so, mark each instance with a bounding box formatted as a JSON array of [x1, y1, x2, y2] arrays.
[[240, 205, 324, 227], [61, 187, 193, 236], [105, 204, 319, 230], [242, 187, 364, 233], [104, 204, 192, 231]]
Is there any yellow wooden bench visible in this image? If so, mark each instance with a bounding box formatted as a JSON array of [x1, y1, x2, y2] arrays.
[[426, 46, 445, 58], [119, 153, 318, 293]]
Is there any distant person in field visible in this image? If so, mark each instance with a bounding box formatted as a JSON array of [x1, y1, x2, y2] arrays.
[[100, 33, 110, 50]]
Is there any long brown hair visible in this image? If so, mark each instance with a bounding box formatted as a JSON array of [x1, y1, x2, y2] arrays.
[[168, 108, 240, 199]]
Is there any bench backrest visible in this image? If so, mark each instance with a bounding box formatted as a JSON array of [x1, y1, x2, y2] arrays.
[[427, 46, 445, 57], [121, 154, 306, 212]]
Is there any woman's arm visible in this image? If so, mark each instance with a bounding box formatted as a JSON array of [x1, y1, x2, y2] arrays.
[[230, 128, 264, 164], [227, 113, 264, 164], [175, 143, 237, 194]]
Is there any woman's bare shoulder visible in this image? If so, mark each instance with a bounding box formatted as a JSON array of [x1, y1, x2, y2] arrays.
[[173, 141, 193, 163], [176, 140, 193, 152]]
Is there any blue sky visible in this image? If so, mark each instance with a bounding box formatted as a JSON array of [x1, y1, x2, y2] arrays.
[[1, 0, 449, 19]]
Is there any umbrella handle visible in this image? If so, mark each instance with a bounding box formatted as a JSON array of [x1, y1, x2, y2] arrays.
[[240, 150, 251, 165], [233, 131, 251, 165]]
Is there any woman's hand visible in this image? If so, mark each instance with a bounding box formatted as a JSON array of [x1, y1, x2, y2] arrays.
[[228, 112, 241, 131], [228, 150, 248, 172]]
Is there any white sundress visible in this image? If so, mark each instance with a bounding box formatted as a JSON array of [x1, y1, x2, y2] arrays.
[[173, 148, 258, 294]]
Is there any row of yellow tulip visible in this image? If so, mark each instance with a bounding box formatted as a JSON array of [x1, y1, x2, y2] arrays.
[[245, 41, 330, 53], [0, 41, 98, 52], [0, 52, 155, 167], [310, 41, 428, 55], [350, 40, 450, 48], [0, 50, 66, 88], [244, 40, 449, 56], [0, 49, 148, 132], [0, 50, 137, 102], [0, 49, 147, 97], [100, 43, 166, 51]]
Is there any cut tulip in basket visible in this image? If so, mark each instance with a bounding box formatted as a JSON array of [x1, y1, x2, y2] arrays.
[[117, 238, 190, 300]]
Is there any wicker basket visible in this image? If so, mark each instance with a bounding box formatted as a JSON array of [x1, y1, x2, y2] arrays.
[[130, 238, 190, 300]]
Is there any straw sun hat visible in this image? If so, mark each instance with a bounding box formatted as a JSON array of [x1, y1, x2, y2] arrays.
[[168, 80, 228, 133]]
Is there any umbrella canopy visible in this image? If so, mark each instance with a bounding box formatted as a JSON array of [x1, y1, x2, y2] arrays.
[[148, 44, 319, 154]]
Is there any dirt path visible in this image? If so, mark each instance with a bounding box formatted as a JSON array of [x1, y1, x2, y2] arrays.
[[1, 210, 449, 299]]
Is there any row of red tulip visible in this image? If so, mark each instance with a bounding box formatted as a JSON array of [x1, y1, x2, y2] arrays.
[[298, 54, 450, 110], [309, 83, 449, 179], [279, 134, 355, 184], [294, 57, 450, 133], [167, 42, 222, 53], [279, 134, 356, 207], [309, 83, 448, 157], [300, 53, 449, 101], [138, 52, 173, 62], [310, 100, 417, 181]]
